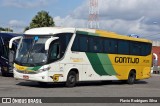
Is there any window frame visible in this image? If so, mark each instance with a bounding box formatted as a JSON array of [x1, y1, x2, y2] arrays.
[[71, 32, 152, 56]]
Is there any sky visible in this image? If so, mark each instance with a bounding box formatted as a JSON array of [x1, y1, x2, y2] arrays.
[[0, 0, 160, 40]]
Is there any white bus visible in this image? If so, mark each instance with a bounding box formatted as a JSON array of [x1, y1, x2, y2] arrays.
[[9, 27, 152, 87]]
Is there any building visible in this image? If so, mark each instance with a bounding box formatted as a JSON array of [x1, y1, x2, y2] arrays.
[[152, 41, 160, 74]]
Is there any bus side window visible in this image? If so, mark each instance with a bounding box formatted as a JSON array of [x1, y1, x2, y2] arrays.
[[141, 43, 152, 56], [79, 35, 88, 52], [71, 35, 79, 51], [49, 42, 60, 62], [89, 37, 103, 53], [0, 37, 2, 55], [1, 37, 9, 59], [130, 42, 141, 55], [58, 33, 72, 54], [104, 39, 117, 54], [118, 40, 129, 55], [104, 39, 110, 53]]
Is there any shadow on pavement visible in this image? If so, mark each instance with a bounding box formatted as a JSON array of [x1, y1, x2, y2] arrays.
[[16, 80, 148, 88], [0, 73, 13, 77]]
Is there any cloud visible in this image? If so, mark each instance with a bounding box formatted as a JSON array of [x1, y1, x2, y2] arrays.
[[8, 20, 26, 32], [2, 0, 54, 8], [9, 20, 25, 26], [54, 16, 86, 28], [54, 1, 88, 28], [3, 0, 159, 39], [54, 0, 160, 40], [71, 2, 88, 20]]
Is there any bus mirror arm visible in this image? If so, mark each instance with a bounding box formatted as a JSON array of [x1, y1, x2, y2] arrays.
[[45, 37, 59, 50], [9, 36, 22, 49]]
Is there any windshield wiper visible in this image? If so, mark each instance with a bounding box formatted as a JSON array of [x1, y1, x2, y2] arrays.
[[26, 40, 36, 64], [19, 51, 29, 64]]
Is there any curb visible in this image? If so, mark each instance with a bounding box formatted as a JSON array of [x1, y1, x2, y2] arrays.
[[151, 74, 160, 76]]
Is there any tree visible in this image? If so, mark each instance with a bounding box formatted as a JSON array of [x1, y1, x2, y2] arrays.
[[24, 26, 29, 31], [24, 10, 55, 31], [0, 27, 13, 32]]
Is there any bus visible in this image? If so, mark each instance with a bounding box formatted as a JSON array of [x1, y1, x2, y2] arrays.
[[0, 32, 22, 76], [9, 27, 152, 87]]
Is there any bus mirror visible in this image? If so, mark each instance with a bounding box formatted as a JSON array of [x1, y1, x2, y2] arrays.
[[9, 36, 22, 49], [45, 37, 59, 50]]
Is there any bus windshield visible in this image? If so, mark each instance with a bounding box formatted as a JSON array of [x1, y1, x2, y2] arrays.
[[15, 36, 49, 66], [15, 33, 73, 66]]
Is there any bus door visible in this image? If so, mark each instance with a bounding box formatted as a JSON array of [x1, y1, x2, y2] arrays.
[[48, 40, 61, 77]]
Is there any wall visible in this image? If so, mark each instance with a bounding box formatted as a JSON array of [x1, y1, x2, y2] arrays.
[[152, 46, 160, 66]]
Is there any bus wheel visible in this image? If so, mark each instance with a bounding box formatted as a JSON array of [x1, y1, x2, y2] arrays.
[[127, 71, 136, 85], [0, 66, 1, 75], [66, 71, 77, 87], [0, 66, 8, 77]]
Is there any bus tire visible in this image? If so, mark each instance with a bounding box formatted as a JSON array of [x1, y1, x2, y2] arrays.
[[0, 65, 1, 76], [65, 71, 77, 87], [0, 66, 8, 77], [127, 71, 136, 85]]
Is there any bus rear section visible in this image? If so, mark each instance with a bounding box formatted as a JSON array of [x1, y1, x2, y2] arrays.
[[0, 32, 22, 76], [70, 30, 152, 85]]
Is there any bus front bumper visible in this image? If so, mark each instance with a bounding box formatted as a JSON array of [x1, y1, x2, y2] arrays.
[[14, 70, 64, 82]]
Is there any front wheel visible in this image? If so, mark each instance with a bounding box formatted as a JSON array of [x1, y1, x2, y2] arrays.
[[0, 65, 1, 75], [127, 71, 136, 85], [65, 71, 77, 87]]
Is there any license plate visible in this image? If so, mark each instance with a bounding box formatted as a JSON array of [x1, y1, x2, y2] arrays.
[[23, 75, 29, 79]]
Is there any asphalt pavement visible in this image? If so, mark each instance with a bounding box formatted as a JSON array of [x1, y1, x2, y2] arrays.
[[0, 74, 159, 106]]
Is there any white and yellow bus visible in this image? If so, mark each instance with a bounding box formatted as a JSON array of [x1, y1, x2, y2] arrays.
[[9, 27, 152, 87]]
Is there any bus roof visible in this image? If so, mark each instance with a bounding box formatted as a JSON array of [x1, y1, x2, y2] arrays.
[[24, 27, 97, 35], [95, 30, 152, 43], [24, 27, 76, 35], [24, 27, 152, 43], [0, 32, 23, 38]]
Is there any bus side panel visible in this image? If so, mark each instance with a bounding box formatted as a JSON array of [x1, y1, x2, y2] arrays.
[[61, 51, 118, 81], [59, 51, 83, 81], [83, 52, 119, 81], [140, 54, 152, 79], [108, 54, 152, 80], [63, 52, 152, 81]]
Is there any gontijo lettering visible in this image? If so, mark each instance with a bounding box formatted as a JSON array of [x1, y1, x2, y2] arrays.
[[115, 57, 139, 64]]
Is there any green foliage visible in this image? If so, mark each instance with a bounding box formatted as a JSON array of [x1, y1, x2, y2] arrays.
[[24, 26, 29, 31], [0, 27, 13, 32], [24, 10, 55, 31]]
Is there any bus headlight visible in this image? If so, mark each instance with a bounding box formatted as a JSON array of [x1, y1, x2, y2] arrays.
[[14, 68, 17, 71], [37, 67, 51, 73]]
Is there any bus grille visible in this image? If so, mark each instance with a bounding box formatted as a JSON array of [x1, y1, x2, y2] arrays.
[[17, 70, 37, 74]]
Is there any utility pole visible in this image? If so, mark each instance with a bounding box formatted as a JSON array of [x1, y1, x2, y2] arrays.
[[88, 0, 99, 29]]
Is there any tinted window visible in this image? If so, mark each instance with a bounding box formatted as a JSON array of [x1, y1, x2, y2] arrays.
[[141, 43, 152, 56], [56, 33, 72, 53], [118, 40, 129, 55], [130, 42, 141, 55], [0, 38, 2, 55], [71, 32, 152, 56], [48, 33, 72, 63], [89, 37, 103, 53], [79, 35, 88, 52], [0, 37, 9, 58], [72, 36, 79, 51], [104, 39, 117, 54], [50, 42, 60, 60]]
